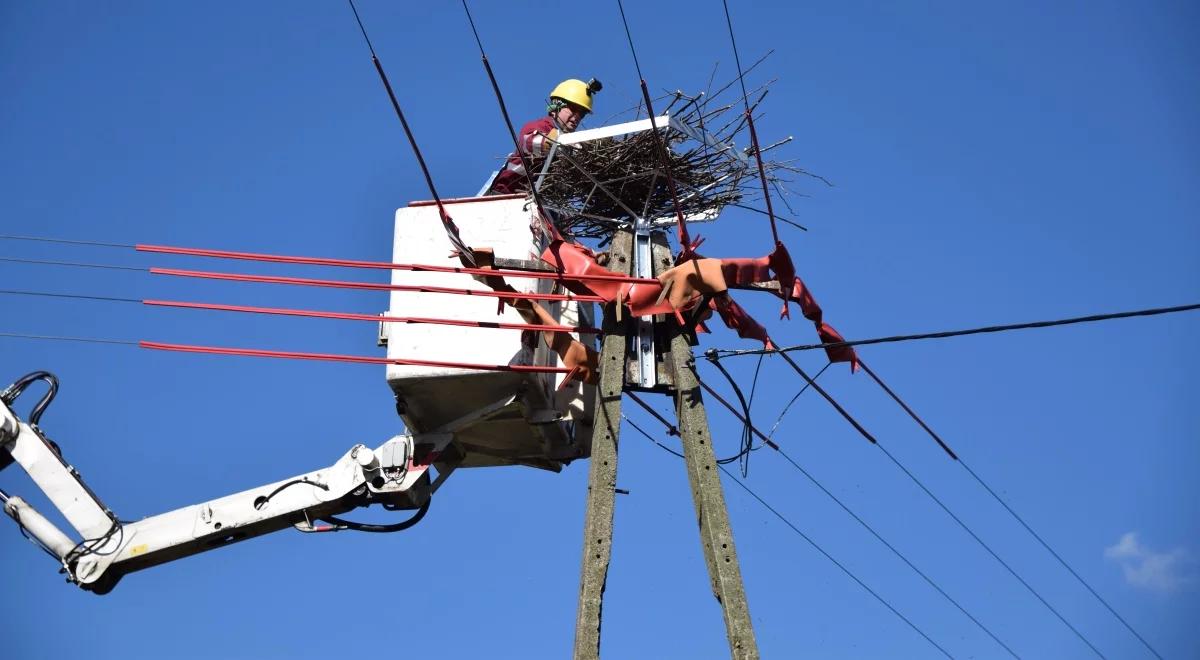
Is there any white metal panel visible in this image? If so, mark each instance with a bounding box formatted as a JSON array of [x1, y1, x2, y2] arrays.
[[383, 196, 591, 466], [385, 197, 546, 382]]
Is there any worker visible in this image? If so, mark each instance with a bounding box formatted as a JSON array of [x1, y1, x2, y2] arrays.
[[486, 78, 602, 196]]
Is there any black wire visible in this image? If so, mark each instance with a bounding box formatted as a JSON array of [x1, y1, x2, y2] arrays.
[[614, 0, 645, 81], [458, 0, 559, 241], [763, 350, 1107, 656], [67, 520, 124, 562], [767, 361, 830, 439], [873, 443, 1107, 659], [0, 289, 141, 304], [623, 414, 684, 458], [623, 415, 953, 659], [866, 358, 1159, 655], [0, 256, 145, 272], [773, 446, 1022, 658], [320, 496, 430, 533], [345, 0, 475, 266], [960, 458, 1162, 659], [625, 391, 679, 436], [703, 350, 757, 474], [716, 349, 1106, 655], [253, 479, 329, 510], [0, 234, 133, 249], [720, 0, 752, 110], [346, 0, 379, 57], [715, 302, 1200, 358], [0, 332, 138, 346], [669, 379, 1022, 655], [718, 462, 954, 659], [3, 371, 60, 427]]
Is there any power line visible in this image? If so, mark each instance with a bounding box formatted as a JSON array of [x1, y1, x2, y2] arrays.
[[959, 460, 1160, 659], [873, 442, 1107, 658], [0, 332, 137, 346], [459, 0, 563, 244], [0, 289, 140, 304], [345, 0, 476, 266], [0, 234, 132, 249], [688, 373, 1021, 657], [720, 0, 782, 245], [766, 350, 1109, 657], [622, 413, 954, 659], [0, 256, 144, 272], [768, 361, 830, 439], [862, 361, 1164, 658], [715, 303, 1200, 358]]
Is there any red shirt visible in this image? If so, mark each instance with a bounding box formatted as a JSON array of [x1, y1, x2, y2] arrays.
[[488, 116, 557, 195]]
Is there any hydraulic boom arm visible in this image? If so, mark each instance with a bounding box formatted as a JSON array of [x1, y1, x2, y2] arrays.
[[0, 371, 454, 594]]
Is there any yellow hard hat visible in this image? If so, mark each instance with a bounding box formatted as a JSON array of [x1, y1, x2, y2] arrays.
[[549, 78, 601, 113]]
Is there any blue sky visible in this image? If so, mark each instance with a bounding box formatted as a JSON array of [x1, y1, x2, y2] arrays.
[[1, 2, 1197, 658]]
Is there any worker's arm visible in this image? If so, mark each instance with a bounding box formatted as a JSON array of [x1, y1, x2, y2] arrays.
[[517, 117, 559, 157]]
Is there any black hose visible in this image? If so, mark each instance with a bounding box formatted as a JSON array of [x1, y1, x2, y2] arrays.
[[320, 496, 430, 533], [2, 371, 59, 426]]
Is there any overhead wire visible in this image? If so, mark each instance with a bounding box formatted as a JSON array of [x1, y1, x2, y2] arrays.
[[0, 286, 603, 320], [767, 361, 830, 439], [0, 234, 132, 249], [688, 369, 1021, 656], [622, 411, 954, 659], [0, 332, 138, 347], [861, 361, 1164, 659], [459, 0, 562, 243], [763, 349, 1109, 658], [720, 0, 780, 245], [150, 267, 605, 303], [0, 289, 140, 305], [0, 256, 143, 272], [715, 302, 1200, 358], [345, 0, 476, 266], [614, 0, 693, 249]]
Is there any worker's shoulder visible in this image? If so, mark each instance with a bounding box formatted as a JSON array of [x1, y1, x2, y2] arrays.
[[520, 115, 555, 135]]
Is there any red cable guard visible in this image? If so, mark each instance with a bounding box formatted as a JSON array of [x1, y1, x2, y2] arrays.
[[137, 244, 657, 285], [139, 341, 572, 374], [143, 299, 601, 334], [149, 267, 605, 303]]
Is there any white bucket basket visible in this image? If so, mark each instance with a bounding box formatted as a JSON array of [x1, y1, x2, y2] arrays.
[[382, 195, 595, 471]]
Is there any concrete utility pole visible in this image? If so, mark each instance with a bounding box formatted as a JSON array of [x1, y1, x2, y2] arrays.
[[573, 230, 759, 660]]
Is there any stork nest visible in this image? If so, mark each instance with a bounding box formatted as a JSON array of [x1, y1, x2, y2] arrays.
[[531, 79, 825, 240]]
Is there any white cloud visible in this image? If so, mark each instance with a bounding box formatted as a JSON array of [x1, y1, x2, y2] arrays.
[[1104, 532, 1193, 593]]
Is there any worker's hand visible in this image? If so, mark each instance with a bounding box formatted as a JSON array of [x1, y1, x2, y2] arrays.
[[546, 128, 581, 151]]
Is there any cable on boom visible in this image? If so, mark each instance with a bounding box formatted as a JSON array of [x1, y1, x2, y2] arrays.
[[1, 371, 60, 427]]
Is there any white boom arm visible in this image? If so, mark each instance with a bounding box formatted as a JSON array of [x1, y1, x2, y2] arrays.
[[0, 372, 457, 594]]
